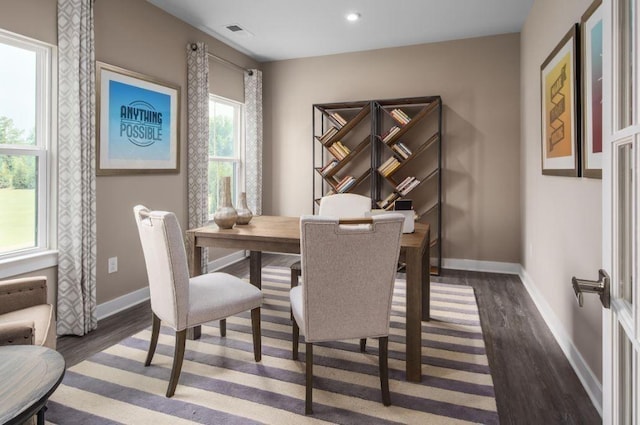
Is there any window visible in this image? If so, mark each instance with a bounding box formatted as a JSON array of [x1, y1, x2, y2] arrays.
[[0, 30, 54, 260], [208, 95, 244, 216]]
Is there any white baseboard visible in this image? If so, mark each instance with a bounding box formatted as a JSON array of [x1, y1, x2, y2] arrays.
[[96, 285, 150, 320], [443, 257, 521, 274], [519, 267, 603, 416], [96, 251, 247, 320]]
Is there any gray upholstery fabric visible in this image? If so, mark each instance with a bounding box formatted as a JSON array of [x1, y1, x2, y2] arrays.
[[188, 273, 261, 326], [134, 205, 263, 332], [292, 214, 404, 342]]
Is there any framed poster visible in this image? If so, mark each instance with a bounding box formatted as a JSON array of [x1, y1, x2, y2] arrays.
[[540, 25, 580, 177], [581, 0, 603, 178], [96, 62, 180, 175]]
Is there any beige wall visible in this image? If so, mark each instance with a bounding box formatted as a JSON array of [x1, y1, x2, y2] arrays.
[[262, 34, 522, 263], [1, 0, 259, 306], [521, 0, 602, 381]]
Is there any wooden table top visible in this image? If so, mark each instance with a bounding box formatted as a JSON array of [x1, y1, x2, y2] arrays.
[[189, 215, 429, 249], [0, 345, 65, 424]]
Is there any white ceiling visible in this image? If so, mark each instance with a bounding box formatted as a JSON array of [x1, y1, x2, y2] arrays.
[[148, 0, 534, 62]]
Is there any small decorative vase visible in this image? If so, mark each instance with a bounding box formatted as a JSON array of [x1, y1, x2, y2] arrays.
[[213, 176, 237, 229], [236, 192, 253, 225]]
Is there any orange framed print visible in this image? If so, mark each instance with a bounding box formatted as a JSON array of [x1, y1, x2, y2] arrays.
[[540, 25, 580, 177], [581, 0, 603, 178]]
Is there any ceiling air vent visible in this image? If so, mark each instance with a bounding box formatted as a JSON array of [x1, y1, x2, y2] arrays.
[[226, 24, 244, 33], [222, 23, 254, 38]]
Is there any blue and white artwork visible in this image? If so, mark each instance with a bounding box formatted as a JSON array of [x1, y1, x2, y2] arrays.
[[108, 80, 171, 160]]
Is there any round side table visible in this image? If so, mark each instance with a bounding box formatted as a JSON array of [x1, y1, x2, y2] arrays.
[[0, 345, 65, 425]]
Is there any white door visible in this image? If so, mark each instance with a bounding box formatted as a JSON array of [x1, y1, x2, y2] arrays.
[[602, 0, 639, 423]]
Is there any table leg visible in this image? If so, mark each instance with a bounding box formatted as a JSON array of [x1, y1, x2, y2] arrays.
[[249, 251, 262, 289], [405, 246, 423, 382], [37, 406, 46, 425]]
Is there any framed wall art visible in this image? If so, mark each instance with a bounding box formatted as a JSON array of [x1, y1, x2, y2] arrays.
[[540, 24, 580, 177], [581, 0, 603, 178], [96, 62, 180, 175]]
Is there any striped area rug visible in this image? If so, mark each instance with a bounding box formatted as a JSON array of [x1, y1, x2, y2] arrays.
[[46, 266, 498, 424]]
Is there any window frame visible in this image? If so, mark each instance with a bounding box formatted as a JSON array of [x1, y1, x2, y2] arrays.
[[208, 94, 245, 219], [0, 28, 57, 275]]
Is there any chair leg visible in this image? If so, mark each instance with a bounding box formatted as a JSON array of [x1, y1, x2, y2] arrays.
[[166, 329, 187, 398], [379, 336, 391, 406], [360, 338, 367, 352], [292, 318, 300, 360], [251, 307, 262, 362], [305, 342, 313, 415], [145, 313, 161, 366], [290, 268, 300, 320], [220, 319, 226, 337]]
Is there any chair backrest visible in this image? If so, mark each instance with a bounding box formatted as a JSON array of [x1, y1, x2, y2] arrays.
[[299, 214, 404, 342], [133, 205, 189, 330], [318, 193, 371, 217]]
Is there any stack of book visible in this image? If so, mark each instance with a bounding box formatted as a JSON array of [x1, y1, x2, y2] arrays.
[[391, 141, 412, 159], [396, 176, 421, 196], [331, 112, 347, 127], [318, 126, 338, 144], [381, 125, 401, 143], [378, 192, 400, 209], [335, 175, 356, 193], [378, 156, 401, 177], [390, 108, 411, 125], [327, 141, 351, 160], [320, 159, 338, 176]]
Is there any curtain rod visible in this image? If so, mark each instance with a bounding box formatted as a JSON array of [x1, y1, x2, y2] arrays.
[[189, 43, 253, 75]]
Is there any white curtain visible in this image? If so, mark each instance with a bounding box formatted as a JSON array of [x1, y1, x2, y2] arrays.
[[186, 42, 210, 273], [244, 70, 263, 215], [56, 0, 97, 336]]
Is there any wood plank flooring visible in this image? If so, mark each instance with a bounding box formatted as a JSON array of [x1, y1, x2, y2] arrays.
[[57, 254, 600, 424]]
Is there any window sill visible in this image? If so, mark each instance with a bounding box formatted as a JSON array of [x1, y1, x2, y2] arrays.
[[0, 250, 58, 279]]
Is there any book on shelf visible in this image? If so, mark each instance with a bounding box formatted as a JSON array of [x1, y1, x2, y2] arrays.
[[327, 144, 346, 160], [333, 140, 351, 157], [390, 108, 410, 125], [400, 178, 421, 196], [378, 158, 400, 176], [320, 159, 338, 175], [377, 156, 397, 172], [381, 125, 401, 143], [396, 176, 416, 192], [318, 126, 338, 143], [378, 192, 400, 209], [391, 143, 410, 159], [331, 112, 347, 126], [335, 175, 356, 193], [394, 141, 412, 157]]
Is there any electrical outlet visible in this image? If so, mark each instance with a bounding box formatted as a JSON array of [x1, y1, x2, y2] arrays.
[[108, 257, 118, 274]]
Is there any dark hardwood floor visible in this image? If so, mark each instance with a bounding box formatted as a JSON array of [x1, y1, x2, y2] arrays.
[[57, 254, 601, 424]]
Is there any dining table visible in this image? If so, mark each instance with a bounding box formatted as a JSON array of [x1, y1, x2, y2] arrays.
[[187, 215, 430, 382]]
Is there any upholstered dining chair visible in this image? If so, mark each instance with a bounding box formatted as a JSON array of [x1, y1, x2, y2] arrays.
[[133, 205, 263, 397], [289, 193, 371, 289], [290, 214, 404, 414]]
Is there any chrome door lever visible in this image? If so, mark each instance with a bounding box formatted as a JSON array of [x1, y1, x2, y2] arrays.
[[572, 269, 610, 308]]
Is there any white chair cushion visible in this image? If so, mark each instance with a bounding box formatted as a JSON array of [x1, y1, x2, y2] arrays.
[[290, 285, 304, 335], [187, 272, 262, 329]]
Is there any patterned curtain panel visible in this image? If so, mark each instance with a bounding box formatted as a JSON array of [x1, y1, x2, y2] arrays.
[[186, 43, 210, 274], [56, 0, 97, 336], [244, 70, 263, 215]]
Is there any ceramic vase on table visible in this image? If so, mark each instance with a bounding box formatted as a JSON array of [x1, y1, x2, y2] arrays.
[[213, 176, 237, 229], [236, 192, 253, 225]]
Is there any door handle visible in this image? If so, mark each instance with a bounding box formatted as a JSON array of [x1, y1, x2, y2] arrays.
[[572, 269, 610, 309]]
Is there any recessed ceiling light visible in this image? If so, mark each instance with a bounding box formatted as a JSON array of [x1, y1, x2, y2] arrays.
[[346, 12, 361, 22]]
